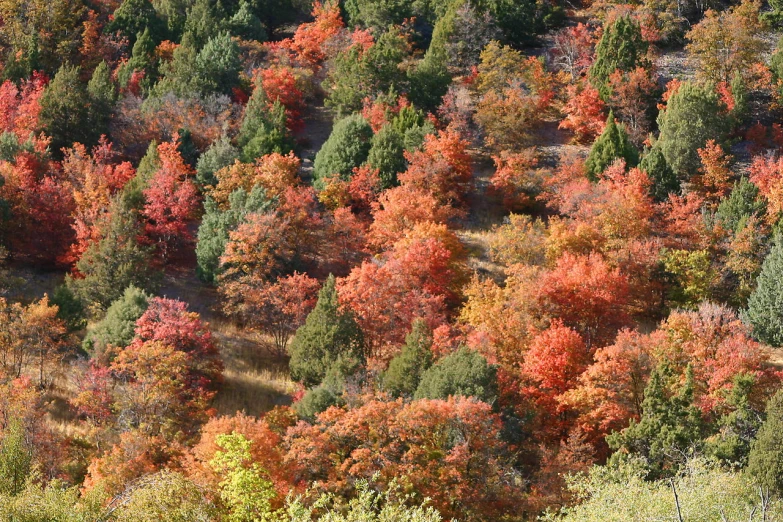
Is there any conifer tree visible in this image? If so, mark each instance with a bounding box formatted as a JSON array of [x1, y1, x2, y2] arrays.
[[589, 16, 649, 99], [109, 0, 166, 46], [196, 135, 240, 189], [414, 346, 497, 403], [289, 275, 364, 387], [640, 144, 679, 202], [313, 114, 373, 188], [87, 61, 117, 142], [585, 111, 639, 180], [382, 319, 433, 397], [716, 177, 765, 232], [83, 285, 151, 360], [39, 65, 91, 153], [748, 388, 783, 493], [237, 85, 294, 162], [746, 236, 783, 346]]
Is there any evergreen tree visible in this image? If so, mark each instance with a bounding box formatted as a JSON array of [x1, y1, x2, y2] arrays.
[[289, 275, 364, 387], [365, 123, 405, 189], [640, 143, 679, 202], [196, 187, 272, 283], [228, 0, 267, 41], [109, 0, 167, 46], [313, 114, 373, 188], [606, 364, 703, 478], [82, 285, 151, 360], [39, 65, 92, 154], [748, 388, 783, 494], [51, 284, 87, 332], [585, 111, 639, 181], [730, 71, 748, 124], [237, 86, 294, 162], [194, 32, 241, 96], [121, 141, 160, 212], [87, 61, 118, 142], [589, 16, 649, 99], [657, 81, 729, 178], [414, 346, 497, 403], [716, 177, 765, 232], [745, 235, 783, 346], [382, 319, 433, 397], [118, 28, 158, 92], [196, 135, 240, 188], [707, 373, 763, 466], [181, 0, 227, 50], [67, 199, 159, 313], [0, 421, 31, 497]]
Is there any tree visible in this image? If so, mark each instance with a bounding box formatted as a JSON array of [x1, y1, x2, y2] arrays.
[[414, 346, 497, 403], [87, 61, 117, 142], [196, 135, 240, 189], [0, 420, 31, 496], [746, 235, 783, 346], [607, 67, 659, 145], [209, 432, 277, 522], [716, 176, 765, 232], [82, 285, 150, 362], [656, 81, 729, 178], [747, 388, 783, 494], [589, 16, 650, 99], [749, 155, 783, 224], [313, 114, 373, 188], [639, 144, 679, 202], [38, 65, 92, 154], [108, 0, 166, 46], [607, 364, 703, 478], [382, 319, 433, 397], [288, 275, 364, 387], [585, 111, 639, 180], [112, 471, 218, 522], [559, 82, 607, 144], [236, 84, 294, 162], [685, 0, 766, 83], [67, 199, 158, 313]]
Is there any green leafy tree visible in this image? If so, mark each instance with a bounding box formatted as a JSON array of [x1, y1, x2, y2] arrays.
[[382, 319, 433, 397], [196, 187, 272, 283], [746, 235, 783, 346], [606, 364, 703, 479], [39, 65, 92, 153], [589, 16, 649, 99], [585, 111, 639, 181], [748, 388, 783, 494], [112, 470, 217, 522], [313, 114, 373, 188], [0, 420, 31, 496], [414, 346, 497, 403], [656, 81, 729, 178], [289, 275, 364, 387], [209, 432, 278, 522], [82, 285, 151, 360], [640, 143, 679, 202], [118, 27, 159, 91], [716, 177, 765, 232]]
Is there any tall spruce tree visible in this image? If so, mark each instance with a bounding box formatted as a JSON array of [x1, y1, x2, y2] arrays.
[[640, 143, 679, 202], [313, 114, 373, 188], [589, 16, 649, 99], [748, 388, 783, 493], [585, 111, 639, 180], [382, 319, 434, 397], [745, 235, 783, 346]]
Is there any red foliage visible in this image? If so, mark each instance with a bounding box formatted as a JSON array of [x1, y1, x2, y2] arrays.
[[259, 66, 305, 132], [559, 82, 606, 143], [277, 1, 344, 70]]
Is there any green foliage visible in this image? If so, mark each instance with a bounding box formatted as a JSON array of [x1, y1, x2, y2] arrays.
[[181, 0, 227, 49], [0, 478, 106, 521], [82, 285, 151, 359], [210, 432, 278, 522], [746, 235, 783, 346], [589, 16, 649, 99], [706, 373, 763, 466], [118, 27, 158, 91], [546, 457, 781, 522], [324, 28, 409, 118], [640, 143, 679, 202], [313, 114, 373, 188], [109, 0, 167, 46], [0, 420, 31, 496], [585, 111, 639, 181], [414, 346, 497, 403], [87, 61, 117, 141], [295, 386, 341, 421], [656, 81, 729, 178], [473, 0, 548, 47], [287, 480, 443, 521], [197, 135, 240, 188], [730, 71, 748, 124], [289, 275, 364, 387], [716, 177, 765, 233], [748, 388, 783, 494], [121, 141, 160, 212], [382, 319, 433, 397], [228, 1, 268, 41], [237, 86, 294, 162], [606, 364, 703, 479], [51, 284, 87, 332], [661, 249, 715, 309], [66, 200, 159, 313], [112, 470, 217, 522], [196, 187, 273, 283], [365, 106, 432, 188], [39, 65, 92, 154]]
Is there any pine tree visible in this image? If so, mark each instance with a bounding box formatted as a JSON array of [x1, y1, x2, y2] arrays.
[[745, 235, 783, 346], [585, 111, 639, 180], [382, 319, 433, 397], [196, 135, 240, 189], [708, 373, 762, 466], [39, 65, 92, 154], [228, 0, 267, 41], [365, 123, 405, 189], [589, 16, 649, 99], [716, 177, 765, 232], [83, 285, 151, 361], [237, 85, 294, 162], [640, 143, 679, 202], [109, 0, 167, 46], [313, 113, 373, 188], [414, 346, 497, 403], [87, 61, 117, 142], [289, 275, 364, 387], [194, 32, 241, 96], [657, 81, 729, 178], [748, 388, 783, 493]]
